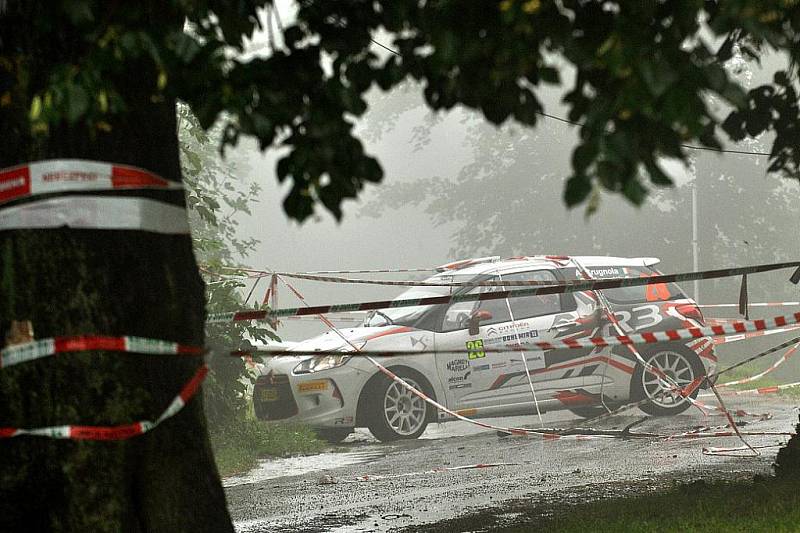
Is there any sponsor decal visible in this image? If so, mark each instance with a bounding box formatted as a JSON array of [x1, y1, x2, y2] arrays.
[[586, 267, 622, 278], [466, 339, 486, 360], [298, 380, 328, 393], [334, 416, 354, 425], [456, 408, 478, 417], [410, 335, 429, 350], [448, 371, 472, 384], [42, 170, 101, 182], [471, 363, 490, 372], [486, 322, 531, 336], [491, 362, 507, 369], [446, 358, 469, 372], [449, 383, 473, 390], [484, 330, 540, 346]]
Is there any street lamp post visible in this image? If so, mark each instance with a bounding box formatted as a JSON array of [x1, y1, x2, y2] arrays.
[[692, 178, 700, 302]]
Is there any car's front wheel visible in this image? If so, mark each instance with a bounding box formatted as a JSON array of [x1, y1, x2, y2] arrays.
[[365, 372, 429, 442], [632, 346, 704, 417]]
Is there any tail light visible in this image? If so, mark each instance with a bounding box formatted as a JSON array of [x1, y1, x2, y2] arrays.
[[676, 303, 704, 324]]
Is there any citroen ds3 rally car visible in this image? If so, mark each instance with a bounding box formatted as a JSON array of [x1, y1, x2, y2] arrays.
[[252, 256, 716, 442]]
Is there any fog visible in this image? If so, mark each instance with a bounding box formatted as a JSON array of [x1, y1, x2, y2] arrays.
[[215, 13, 800, 533], [228, 50, 797, 352]]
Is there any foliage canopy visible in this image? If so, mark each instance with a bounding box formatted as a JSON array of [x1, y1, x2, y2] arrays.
[[3, 1, 800, 218]]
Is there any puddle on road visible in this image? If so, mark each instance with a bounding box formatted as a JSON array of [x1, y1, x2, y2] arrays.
[[223, 450, 385, 488]]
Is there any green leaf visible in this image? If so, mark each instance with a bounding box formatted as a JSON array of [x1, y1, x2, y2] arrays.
[[572, 142, 598, 174], [622, 178, 647, 205], [564, 175, 592, 207], [639, 59, 679, 97], [65, 83, 89, 123]]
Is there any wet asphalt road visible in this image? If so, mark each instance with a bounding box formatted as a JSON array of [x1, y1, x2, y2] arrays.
[[225, 396, 797, 532]]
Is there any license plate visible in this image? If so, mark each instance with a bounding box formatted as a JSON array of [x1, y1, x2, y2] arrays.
[[298, 380, 328, 393], [258, 389, 278, 402]]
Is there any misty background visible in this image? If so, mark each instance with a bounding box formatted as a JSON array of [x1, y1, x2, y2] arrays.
[[222, 52, 796, 328]]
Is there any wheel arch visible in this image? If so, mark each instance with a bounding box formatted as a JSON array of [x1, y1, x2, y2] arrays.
[[355, 365, 439, 426]]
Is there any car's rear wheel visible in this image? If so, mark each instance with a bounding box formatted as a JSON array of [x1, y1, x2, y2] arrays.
[[315, 428, 352, 443], [365, 372, 429, 442], [632, 346, 704, 416]]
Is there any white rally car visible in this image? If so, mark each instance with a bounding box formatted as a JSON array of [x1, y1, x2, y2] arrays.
[[253, 256, 716, 442]]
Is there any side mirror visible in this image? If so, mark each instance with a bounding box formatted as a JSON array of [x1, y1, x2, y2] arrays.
[[468, 309, 493, 336]]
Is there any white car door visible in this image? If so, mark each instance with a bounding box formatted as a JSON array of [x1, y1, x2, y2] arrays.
[[434, 278, 514, 413], [489, 270, 584, 409], [434, 269, 579, 413]]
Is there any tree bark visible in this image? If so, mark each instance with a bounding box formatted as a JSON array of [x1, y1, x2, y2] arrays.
[[0, 4, 233, 531]]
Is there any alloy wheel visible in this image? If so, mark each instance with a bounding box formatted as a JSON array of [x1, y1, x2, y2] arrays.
[[383, 379, 427, 436], [640, 350, 696, 408]]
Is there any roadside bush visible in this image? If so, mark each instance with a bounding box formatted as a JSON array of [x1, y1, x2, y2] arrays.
[[774, 414, 800, 478]]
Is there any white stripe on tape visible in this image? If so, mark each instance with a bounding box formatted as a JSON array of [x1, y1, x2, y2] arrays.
[[0, 159, 182, 205], [0, 196, 189, 234]]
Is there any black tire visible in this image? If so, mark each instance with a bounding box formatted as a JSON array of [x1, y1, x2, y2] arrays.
[[315, 428, 352, 443], [631, 345, 705, 417], [567, 406, 609, 419], [364, 371, 430, 442]]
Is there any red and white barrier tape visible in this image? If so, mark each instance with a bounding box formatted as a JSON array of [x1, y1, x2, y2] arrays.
[[1, 335, 204, 369], [701, 302, 800, 309], [579, 335, 800, 425], [0, 196, 189, 234], [302, 268, 435, 274], [0, 364, 208, 440], [340, 462, 518, 483], [210, 260, 800, 290], [0, 160, 188, 234], [712, 381, 800, 397], [0, 159, 183, 205], [712, 325, 800, 345], [703, 443, 789, 457], [206, 260, 800, 322], [717, 341, 800, 388], [228, 312, 800, 354]]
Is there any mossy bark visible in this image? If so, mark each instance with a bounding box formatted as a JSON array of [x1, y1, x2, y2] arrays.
[[0, 6, 233, 530]]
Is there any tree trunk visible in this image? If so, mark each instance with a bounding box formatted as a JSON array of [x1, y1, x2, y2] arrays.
[[0, 6, 233, 531]]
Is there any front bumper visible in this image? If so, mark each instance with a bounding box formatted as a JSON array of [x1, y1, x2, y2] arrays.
[[252, 371, 357, 428]]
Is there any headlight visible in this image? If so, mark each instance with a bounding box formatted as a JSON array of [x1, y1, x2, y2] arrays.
[[293, 354, 351, 374]]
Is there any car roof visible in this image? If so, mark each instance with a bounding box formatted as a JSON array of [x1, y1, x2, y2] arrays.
[[435, 255, 660, 277]]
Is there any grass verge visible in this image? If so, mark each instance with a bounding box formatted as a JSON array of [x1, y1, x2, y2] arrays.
[[527, 476, 800, 533], [210, 418, 325, 477], [411, 475, 800, 533]]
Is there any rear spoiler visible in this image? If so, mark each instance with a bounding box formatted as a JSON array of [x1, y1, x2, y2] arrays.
[[436, 256, 500, 272]]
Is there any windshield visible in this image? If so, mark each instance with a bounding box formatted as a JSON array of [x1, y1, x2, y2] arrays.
[[363, 273, 476, 327]]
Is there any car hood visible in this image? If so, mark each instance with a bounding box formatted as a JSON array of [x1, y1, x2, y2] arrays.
[[289, 325, 419, 353], [256, 325, 422, 375]]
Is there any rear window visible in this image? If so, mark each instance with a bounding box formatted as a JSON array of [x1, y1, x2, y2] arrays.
[[578, 266, 686, 304]]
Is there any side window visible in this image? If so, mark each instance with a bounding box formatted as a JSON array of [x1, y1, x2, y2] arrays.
[[503, 270, 563, 319], [442, 279, 511, 332]]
